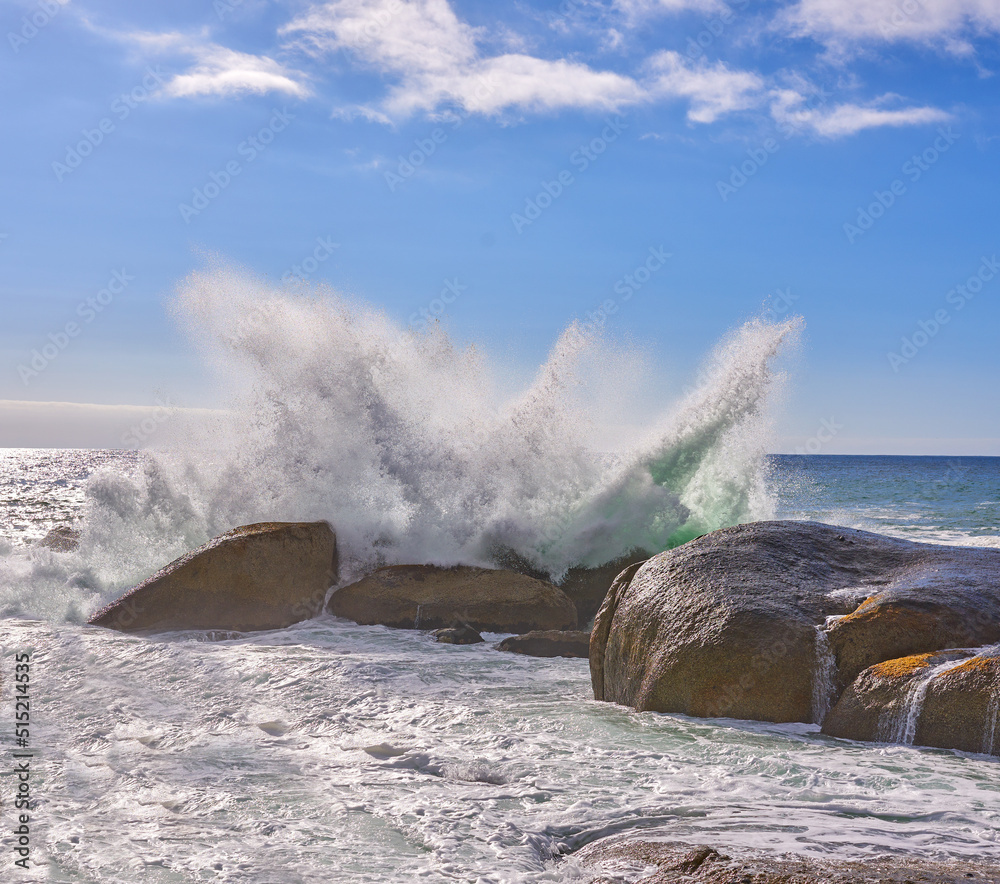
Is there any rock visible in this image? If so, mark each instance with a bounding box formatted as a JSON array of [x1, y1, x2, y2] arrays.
[[823, 647, 1000, 755], [558, 551, 652, 625], [591, 520, 1000, 724], [326, 564, 577, 634], [576, 836, 1000, 883], [38, 525, 81, 552], [487, 545, 650, 626], [496, 629, 591, 658], [432, 622, 484, 644], [89, 521, 337, 633]]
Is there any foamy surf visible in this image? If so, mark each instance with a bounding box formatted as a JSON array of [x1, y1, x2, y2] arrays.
[[154, 264, 795, 568], [2, 261, 800, 622]]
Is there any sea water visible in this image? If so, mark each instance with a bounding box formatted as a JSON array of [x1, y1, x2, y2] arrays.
[[2, 267, 999, 881]]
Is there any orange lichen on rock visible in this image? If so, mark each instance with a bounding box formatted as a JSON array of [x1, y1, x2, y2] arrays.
[[943, 656, 998, 677], [838, 596, 884, 624], [872, 653, 935, 679]]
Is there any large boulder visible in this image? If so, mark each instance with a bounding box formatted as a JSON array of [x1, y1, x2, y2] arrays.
[[326, 564, 577, 633], [590, 521, 1000, 724], [89, 521, 337, 633], [823, 647, 1000, 755], [496, 629, 591, 658]]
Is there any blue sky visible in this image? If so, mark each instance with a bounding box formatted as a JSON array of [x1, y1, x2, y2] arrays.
[[1, 0, 999, 452]]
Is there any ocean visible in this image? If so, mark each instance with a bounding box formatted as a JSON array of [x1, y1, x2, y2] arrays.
[[1, 279, 998, 881], [1, 449, 999, 882]]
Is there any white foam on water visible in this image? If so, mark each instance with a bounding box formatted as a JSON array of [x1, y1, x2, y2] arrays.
[[3, 618, 1000, 884]]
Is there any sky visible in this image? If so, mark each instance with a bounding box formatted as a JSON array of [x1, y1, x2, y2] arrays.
[[1, 0, 999, 453]]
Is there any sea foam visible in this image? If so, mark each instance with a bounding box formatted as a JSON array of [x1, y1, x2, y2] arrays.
[[2, 260, 801, 620]]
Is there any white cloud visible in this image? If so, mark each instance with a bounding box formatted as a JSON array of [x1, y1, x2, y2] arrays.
[[281, 0, 762, 121], [163, 45, 310, 99], [282, 0, 644, 117], [279, 0, 953, 134], [283, 0, 476, 72], [770, 89, 952, 137], [101, 29, 310, 99], [614, 0, 726, 18], [386, 55, 644, 116], [647, 50, 764, 122], [777, 0, 1000, 53]]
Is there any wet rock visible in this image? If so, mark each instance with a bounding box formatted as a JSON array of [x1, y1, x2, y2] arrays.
[[432, 622, 485, 645], [824, 648, 1000, 755], [38, 525, 81, 552], [326, 564, 577, 634], [89, 521, 337, 633], [558, 551, 652, 625], [488, 546, 650, 626], [577, 837, 1000, 883], [496, 629, 591, 658], [590, 521, 1000, 724]]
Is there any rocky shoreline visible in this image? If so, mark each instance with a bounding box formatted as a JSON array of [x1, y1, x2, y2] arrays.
[[576, 838, 1000, 883], [87, 519, 1000, 757]]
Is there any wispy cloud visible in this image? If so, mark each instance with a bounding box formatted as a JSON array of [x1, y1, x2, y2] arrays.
[[647, 51, 764, 123], [98, 28, 310, 99], [281, 0, 641, 117], [164, 45, 310, 99], [777, 0, 1000, 55], [770, 88, 952, 137], [281, 0, 770, 121], [614, 0, 727, 19]]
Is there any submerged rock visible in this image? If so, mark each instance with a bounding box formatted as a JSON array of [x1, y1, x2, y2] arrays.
[[590, 521, 1000, 726], [326, 564, 577, 634], [496, 629, 591, 658], [38, 525, 81, 552], [432, 622, 485, 645], [89, 521, 337, 633], [577, 836, 1000, 883], [824, 647, 1000, 755]]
